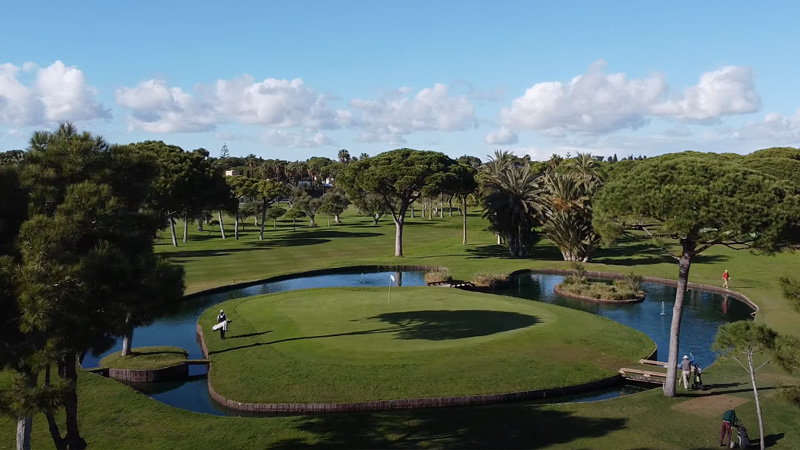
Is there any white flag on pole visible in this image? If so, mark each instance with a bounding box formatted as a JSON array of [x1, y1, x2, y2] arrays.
[[390, 274, 395, 282]]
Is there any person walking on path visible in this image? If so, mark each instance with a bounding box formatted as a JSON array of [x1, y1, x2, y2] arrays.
[[722, 270, 730, 289], [720, 408, 738, 447], [217, 309, 228, 340], [678, 354, 695, 390]]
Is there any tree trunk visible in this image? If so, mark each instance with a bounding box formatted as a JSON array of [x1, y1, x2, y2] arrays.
[[234, 210, 239, 240], [440, 194, 443, 218], [197, 219, 204, 232], [394, 271, 402, 287], [17, 416, 32, 450], [334, 213, 341, 224], [309, 215, 316, 227], [663, 241, 694, 397], [411, 203, 415, 218], [62, 351, 87, 450], [259, 200, 267, 240], [273, 218, 277, 229], [497, 233, 502, 245], [183, 213, 189, 243], [462, 197, 468, 245], [748, 352, 766, 450], [449, 198, 453, 217], [218, 211, 226, 239], [373, 215, 379, 225], [254, 215, 259, 227], [394, 214, 404, 257], [169, 215, 178, 247], [292, 218, 296, 231], [45, 412, 65, 450], [121, 313, 133, 356]]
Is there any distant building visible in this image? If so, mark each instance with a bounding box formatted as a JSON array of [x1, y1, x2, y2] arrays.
[[225, 170, 241, 176]]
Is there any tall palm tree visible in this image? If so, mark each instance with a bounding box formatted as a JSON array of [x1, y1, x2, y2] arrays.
[[540, 159, 603, 261], [481, 152, 544, 257]]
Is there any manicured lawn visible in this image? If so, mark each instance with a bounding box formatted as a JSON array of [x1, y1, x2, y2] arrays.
[[201, 287, 653, 403], [99, 346, 188, 370], [1, 207, 798, 449]]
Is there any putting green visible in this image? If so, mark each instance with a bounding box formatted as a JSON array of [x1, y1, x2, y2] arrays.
[[200, 287, 653, 403]]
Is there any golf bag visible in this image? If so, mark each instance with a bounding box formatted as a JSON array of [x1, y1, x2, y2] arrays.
[[736, 424, 751, 448], [691, 364, 705, 390]]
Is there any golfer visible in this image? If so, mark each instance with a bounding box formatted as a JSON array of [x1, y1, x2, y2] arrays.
[[217, 309, 228, 340]]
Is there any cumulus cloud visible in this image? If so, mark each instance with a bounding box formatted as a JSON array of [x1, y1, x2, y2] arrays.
[[500, 61, 667, 135], [484, 127, 518, 145], [0, 61, 109, 126], [115, 80, 217, 133], [212, 76, 351, 129], [652, 66, 760, 121], [500, 62, 762, 136], [115, 75, 350, 134], [262, 130, 333, 148], [733, 110, 800, 141], [350, 83, 477, 142]]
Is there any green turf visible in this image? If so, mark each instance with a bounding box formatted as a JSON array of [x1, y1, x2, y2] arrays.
[[200, 287, 652, 403], [1, 207, 798, 449], [99, 346, 188, 370]]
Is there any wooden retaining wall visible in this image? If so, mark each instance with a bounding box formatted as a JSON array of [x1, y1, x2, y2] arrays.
[[108, 363, 189, 383]]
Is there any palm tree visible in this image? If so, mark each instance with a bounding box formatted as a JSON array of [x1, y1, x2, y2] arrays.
[[540, 157, 603, 261], [481, 152, 544, 257]]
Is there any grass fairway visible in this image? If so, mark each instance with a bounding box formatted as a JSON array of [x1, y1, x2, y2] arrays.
[[201, 287, 653, 403], [99, 346, 188, 370]]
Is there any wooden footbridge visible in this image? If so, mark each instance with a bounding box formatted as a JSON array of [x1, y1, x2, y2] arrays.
[[619, 359, 670, 385]]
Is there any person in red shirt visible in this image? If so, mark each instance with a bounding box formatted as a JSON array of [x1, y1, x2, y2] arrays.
[[722, 270, 730, 289]]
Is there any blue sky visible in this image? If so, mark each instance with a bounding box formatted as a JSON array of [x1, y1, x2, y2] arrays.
[[2, 0, 799, 161]]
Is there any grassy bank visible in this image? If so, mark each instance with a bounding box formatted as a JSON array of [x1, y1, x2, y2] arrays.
[[99, 346, 188, 370]]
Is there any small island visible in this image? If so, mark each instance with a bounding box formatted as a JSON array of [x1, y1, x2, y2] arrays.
[[99, 346, 188, 370], [556, 266, 646, 303]]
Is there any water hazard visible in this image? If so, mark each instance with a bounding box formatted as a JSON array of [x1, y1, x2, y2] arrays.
[[84, 270, 753, 416]]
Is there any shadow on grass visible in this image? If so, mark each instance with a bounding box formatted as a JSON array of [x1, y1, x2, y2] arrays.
[[228, 330, 273, 340], [209, 310, 539, 355], [269, 404, 628, 449], [367, 310, 540, 340]]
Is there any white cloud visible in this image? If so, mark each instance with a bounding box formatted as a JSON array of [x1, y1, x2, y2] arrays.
[[262, 130, 333, 148], [484, 127, 518, 145], [500, 61, 667, 135], [115, 80, 217, 133], [350, 83, 477, 142], [0, 61, 109, 126], [733, 110, 800, 141], [500, 62, 762, 136], [652, 66, 760, 121], [115, 75, 350, 134], [212, 76, 351, 129]]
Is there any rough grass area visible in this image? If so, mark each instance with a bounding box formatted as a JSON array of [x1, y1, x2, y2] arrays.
[[558, 279, 644, 301], [472, 272, 511, 289], [99, 346, 188, 370], [424, 270, 452, 284], [199, 287, 652, 403]]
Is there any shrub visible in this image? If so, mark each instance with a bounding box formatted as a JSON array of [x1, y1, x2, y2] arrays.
[[624, 272, 643, 291], [424, 270, 452, 285], [473, 272, 511, 289], [779, 384, 800, 407]]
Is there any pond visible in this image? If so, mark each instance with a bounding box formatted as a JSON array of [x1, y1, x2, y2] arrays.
[[82, 270, 753, 416]]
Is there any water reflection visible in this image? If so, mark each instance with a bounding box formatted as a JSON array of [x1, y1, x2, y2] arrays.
[[496, 273, 753, 368]]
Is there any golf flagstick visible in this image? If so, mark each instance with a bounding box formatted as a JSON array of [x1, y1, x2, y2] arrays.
[[388, 274, 395, 303]]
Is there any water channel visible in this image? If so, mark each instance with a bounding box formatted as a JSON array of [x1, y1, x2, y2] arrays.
[[82, 270, 754, 416]]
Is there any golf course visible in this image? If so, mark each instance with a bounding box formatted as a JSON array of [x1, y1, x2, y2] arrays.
[[2, 208, 798, 449]]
